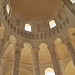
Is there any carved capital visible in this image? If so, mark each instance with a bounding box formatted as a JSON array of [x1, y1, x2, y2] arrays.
[[0, 37, 6, 44], [31, 47, 40, 56], [48, 44, 55, 52], [63, 37, 71, 44], [15, 44, 23, 50]]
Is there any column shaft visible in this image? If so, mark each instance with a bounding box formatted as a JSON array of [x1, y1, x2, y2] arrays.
[[0, 36, 6, 61], [0, 36, 11, 75], [66, 41, 75, 66], [32, 49, 40, 75], [49, 48, 62, 75], [13, 47, 21, 75], [0, 59, 6, 75]]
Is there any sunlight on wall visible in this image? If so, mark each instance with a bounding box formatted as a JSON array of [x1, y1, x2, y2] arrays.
[[65, 61, 75, 75]]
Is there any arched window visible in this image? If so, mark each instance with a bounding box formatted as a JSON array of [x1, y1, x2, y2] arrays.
[[25, 23, 31, 32], [6, 4, 10, 14], [45, 68, 55, 75], [70, 0, 75, 4], [49, 20, 56, 29]]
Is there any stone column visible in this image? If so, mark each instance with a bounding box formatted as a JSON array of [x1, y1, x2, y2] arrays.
[[0, 36, 11, 75], [0, 59, 6, 75], [65, 40, 75, 66], [32, 48, 40, 75], [0, 36, 11, 62], [0, 0, 3, 12], [0, 36, 6, 61], [13, 45, 22, 75], [48, 47, 62, 75]]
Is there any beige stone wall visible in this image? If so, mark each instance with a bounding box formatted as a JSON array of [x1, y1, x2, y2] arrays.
[[0, 0, 75, 75]]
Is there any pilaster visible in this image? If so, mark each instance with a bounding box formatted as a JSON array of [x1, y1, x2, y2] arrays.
[[64, 38, 75, 66], [0, 36, 7, 62], [32, 48, 40, 75], [13, 44, 22, 75], [48, 46, 62, 75], [0, 59, 6, 75]]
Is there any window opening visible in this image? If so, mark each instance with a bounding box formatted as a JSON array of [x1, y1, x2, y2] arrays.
[[25, 23, 31, 32], [49, 20, 56, 28]]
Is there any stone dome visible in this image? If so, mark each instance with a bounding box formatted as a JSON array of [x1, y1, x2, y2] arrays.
[[10, 0, 62, 21], [0, 0, 75, 75]]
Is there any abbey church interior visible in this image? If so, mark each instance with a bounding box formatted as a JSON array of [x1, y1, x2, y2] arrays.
[[0, 0, 75, 75]]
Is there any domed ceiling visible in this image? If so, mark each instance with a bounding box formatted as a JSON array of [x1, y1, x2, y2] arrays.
[[10, 0, 61, 21]]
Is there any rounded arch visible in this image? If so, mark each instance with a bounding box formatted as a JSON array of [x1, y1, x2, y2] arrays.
[[39, 43, 52, 64], [54, 38, 62, 45], [10, 35, 17, 45], [3, 35, 17, 59], [23, 42, 32, 49], [45, 68, 55, 75], [68, 27, 75, 49], [54, 38, 70, 60], [68, 27, 75, 40], [65, 61, 75, 75], [21, 42, 33, 64], [39, 43, 48, 49]]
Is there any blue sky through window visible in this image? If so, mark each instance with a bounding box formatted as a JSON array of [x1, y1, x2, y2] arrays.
[[25, 24, 31, 32], [46, 72, 55, 75], [49, 20, 56, 28], [70, 0, 75, 3]]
